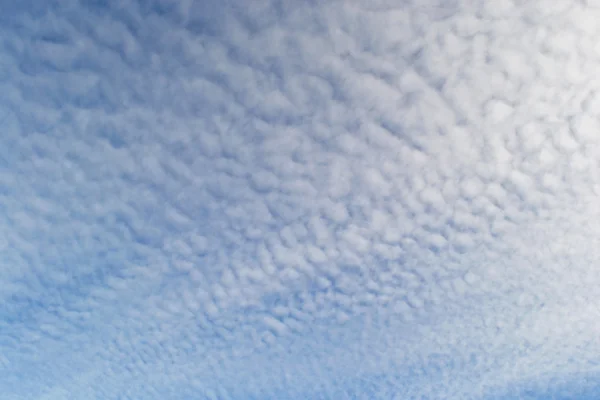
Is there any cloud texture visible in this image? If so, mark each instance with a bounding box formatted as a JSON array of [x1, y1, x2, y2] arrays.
[[2, 0, 600, 398]]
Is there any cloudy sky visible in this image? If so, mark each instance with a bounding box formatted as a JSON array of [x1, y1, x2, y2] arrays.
[[2, 0, 600, 398]]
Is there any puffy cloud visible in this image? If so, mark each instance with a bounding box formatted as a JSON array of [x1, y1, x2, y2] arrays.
[[2, 0, 600, 398]]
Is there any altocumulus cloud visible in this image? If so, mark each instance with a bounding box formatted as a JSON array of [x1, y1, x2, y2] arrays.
[[1, 0, 600, 399]]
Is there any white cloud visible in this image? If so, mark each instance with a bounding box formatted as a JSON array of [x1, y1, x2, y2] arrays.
[[3, 0, 600, 398]]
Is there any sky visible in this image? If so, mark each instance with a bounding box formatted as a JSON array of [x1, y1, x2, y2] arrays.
[[1, 0, 600, 398]]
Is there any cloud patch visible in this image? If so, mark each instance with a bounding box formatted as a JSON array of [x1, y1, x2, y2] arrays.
[[2, 0, 600, 398]]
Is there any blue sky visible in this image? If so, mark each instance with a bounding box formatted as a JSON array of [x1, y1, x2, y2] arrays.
[[2, 0, 600, 398]]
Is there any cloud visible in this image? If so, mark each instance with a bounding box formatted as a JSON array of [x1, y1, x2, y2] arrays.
[[2, 0, 600, 398]]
